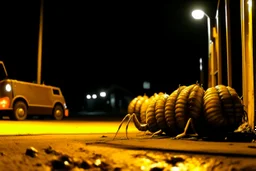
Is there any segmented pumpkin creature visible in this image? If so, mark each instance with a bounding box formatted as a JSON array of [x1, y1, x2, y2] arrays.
[[127, 94, 149, 122], [114, 92, 165, 139], [113, 83, 205, 139], [193, 85, 245, 138], [113, 83, 246, 140]]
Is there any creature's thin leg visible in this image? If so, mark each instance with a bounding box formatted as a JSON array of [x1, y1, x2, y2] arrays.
[[175, 118, 192, 139], [113, 113, 131, 140], [189, 119, 198, 137], [150, 130, 163, 138], [125, 113, 136, 139], [136, 131, 148, 136], [145, 130, 152, 135], [136, 130, 151, 137]]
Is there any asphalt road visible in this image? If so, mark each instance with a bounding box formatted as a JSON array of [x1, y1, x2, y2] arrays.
[[1, 115, 256, 170], [0, 115, 137, 135], [1, 114, 256, 158]]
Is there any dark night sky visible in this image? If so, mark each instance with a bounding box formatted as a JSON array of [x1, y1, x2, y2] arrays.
[[0, 0, 220, 108]]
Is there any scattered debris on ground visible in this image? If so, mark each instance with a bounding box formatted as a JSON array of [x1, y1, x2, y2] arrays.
[[25, 147, 38, 157], [0, 134, 256, 171]]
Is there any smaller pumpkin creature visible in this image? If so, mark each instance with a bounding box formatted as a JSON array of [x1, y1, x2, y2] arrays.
[[113, 83, 205, 140], [113, 92, 168, 140]]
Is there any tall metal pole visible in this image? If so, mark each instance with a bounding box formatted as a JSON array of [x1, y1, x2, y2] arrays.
[[253, 0, 256, 131], [192, 11, 213, 87], [247, 0, 254, 132], [37, 0, 44, 84], [225, 0, 232, 86], [207, 17, 211, 56], [241, 0, 254, 131], [206, 16, 214, 87]]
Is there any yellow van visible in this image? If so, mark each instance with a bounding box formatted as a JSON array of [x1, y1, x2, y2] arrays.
[[0, 61, 68, 120]]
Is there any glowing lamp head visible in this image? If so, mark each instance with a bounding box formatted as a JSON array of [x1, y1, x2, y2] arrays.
[[192, 9, 205, 20]]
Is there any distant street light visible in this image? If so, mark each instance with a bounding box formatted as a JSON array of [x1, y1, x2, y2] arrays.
[[199, 58, 203, 71], [86, 94, 91, 99], [199, 58, 204, 86], [100, 91, 106, 97], [92, 94, 97, 99], [192, 9, 212, 87]]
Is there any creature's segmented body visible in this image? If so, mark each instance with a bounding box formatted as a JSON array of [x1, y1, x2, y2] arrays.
[[197, 85, 245, 137], [113, 83, 246, 140], [164, 85, 186, 135], [143, 93, 168, 134], [128, 95, 148, 122]]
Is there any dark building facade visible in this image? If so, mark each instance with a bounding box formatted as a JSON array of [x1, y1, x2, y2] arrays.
[[82, 84, 135, 116]]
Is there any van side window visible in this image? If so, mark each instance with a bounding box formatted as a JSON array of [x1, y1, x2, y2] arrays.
[[53, 89, 60, 95]]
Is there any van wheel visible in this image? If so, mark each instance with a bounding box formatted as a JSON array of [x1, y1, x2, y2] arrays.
[[12, 101, 27, 121], [53, 105, 64, 120]]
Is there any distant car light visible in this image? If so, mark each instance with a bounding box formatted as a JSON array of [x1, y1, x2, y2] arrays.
[[5, 84, 11, 92], [86, 94, 91, 99], [100, 91, 106, 97], [92, 94, 97, 99]]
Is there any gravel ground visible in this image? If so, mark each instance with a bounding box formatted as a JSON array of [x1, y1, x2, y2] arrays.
[[0, 134, 256, 171]]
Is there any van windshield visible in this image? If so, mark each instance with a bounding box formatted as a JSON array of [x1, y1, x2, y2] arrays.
[[0, 63, 7, 81]]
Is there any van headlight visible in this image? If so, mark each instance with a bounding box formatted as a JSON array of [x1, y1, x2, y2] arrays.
[[64, 103, 67, 109], [5, 84, 11, 92]]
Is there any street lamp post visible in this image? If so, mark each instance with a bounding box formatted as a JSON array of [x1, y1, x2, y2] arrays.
[[191, 9, 213, 87]]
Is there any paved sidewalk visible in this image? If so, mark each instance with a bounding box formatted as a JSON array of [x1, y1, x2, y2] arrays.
[[105, 136, 256, 157]]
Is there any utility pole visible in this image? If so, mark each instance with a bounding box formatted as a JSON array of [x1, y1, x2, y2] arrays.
[[225, 0, 232, 86], [37, 0, 44, 84]]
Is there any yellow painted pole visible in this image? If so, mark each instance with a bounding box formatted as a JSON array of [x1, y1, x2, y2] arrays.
[[37, 0, 44, 84], [225, 0, 232, 87], [247, 0, 254, 129], [213, 27, 219, 84], [210, 42, 215, 86], [241, 0, 248, 115], [241, 0, 254, 129], [215, 0, 222, 85], [208, 55, 211, 88]]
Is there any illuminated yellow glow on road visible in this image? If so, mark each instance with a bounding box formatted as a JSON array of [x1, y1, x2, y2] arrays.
[[0, 120, 138, 135]]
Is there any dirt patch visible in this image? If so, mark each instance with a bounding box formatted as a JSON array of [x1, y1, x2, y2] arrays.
[[0, 134, 256, 171]]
